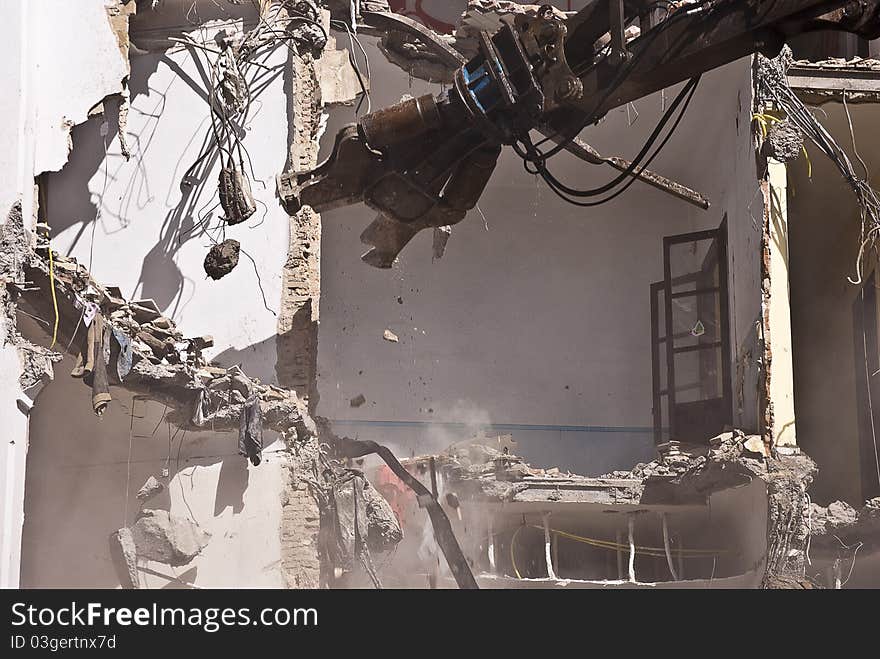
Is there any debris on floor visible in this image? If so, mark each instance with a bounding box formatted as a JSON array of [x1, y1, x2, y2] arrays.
[[810, 497, 880, 548], [383, 329, 399, 343]]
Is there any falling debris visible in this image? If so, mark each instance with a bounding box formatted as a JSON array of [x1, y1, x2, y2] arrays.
[[383, 329, 399, 343], [350, 393, 366, 408], [204, 239, 241, 280], [743, 435, 770, 457]]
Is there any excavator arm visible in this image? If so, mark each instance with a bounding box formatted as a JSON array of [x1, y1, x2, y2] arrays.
[[277, 0, 880, 267]]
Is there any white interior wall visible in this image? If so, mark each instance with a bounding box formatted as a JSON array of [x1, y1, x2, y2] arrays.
[[19, 350, 286, 589], [316, 41, 756, 475], [46, 38, 291, 383], [0, 0, 131, 588], [22, 7, 297, 587]]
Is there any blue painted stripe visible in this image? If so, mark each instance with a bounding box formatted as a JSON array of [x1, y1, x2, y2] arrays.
[[328, 419, 656, 434]]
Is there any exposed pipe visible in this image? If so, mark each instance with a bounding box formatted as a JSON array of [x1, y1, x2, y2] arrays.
[[627, 514, 636, 583], [543, 513, 557, 580], [616, 530, 624, 580], [488, 518, 497, 574]]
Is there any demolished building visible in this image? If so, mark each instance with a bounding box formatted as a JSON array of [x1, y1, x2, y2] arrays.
[[0, 0, 879, 590]]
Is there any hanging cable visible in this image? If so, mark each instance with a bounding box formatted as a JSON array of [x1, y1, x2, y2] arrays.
[[757, 54, 880, 284], [541, 0, 719, 163], [527, 76, 700, 208], [517, 76, 699, 199]]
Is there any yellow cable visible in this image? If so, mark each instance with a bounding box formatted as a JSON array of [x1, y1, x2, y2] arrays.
[[504, 525, 726, 579], [46, 240, 59, 349], [528, 525, 727, 558], [510, 525, 523, 579]]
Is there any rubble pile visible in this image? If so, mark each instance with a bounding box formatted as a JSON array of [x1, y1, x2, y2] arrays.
[[18, 245, 420, 588], [810, 497, 880, 551], [20, 245, 314, 446]]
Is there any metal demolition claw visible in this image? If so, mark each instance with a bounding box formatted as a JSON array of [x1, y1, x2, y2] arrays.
[[277, 2, 880, 267]]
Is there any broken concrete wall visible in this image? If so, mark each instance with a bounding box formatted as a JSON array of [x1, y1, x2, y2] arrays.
[[0, 204, 29, 589], [0, 0, 130, 588], [23, 6, 294, 587], [726, 62, 765, 435], [32, 0, 130, 175], [45, 20, 290, 383], [18, 0, 359, 588], [317, 42, 758, 475]]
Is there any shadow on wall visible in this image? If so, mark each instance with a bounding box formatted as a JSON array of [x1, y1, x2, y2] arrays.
[[46, 42, 286, 319], [209, 304, 318, 394], [18, 350, 253, 588], [43, 51, 207, 315]]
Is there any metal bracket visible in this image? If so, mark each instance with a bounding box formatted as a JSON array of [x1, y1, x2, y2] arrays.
[[609, 0, 631, 65]]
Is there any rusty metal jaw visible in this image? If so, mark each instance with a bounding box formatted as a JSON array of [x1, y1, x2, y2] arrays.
[[277, 124, 382, 216], [276, 86, 503, 267]]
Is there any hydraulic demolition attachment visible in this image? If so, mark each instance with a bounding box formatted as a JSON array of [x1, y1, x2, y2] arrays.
[[277, 0, 880, 266]]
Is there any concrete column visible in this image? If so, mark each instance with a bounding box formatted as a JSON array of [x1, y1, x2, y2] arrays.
[[763, 159, 798, 447]]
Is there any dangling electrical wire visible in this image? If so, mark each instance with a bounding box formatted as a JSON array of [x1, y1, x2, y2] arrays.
[[515, 76, 700, 208], [508, 0, 721, 208], [757, 55, 880, 284]]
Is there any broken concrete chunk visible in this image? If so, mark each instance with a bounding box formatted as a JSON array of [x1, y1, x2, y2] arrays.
[[230, 372, 253, 397], [827, 500, 858, 526], [350, 393, 366, 408], [363, 481, 403, 550], [187, 336, 214, 351], [763, 119, 803, 163], [103, 286, 127, 309], [136, 476, 165, 502], [129, 298, 161, 323], [109, 527, 139, 589], [708, 431, 736, 447], [129, 509, 211, 567], [334, 477, 402, 560], [743, 435, 769, 458], [208, 375, 232, 390], [203, 239, 241, 280], [383, 329, 399, 343]]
